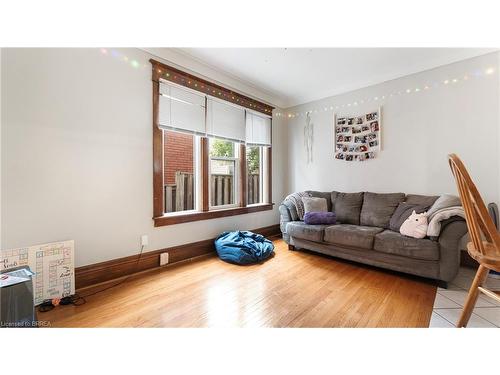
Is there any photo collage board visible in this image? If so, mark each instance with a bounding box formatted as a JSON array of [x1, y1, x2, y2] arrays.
[[334, 108, 381, 161]]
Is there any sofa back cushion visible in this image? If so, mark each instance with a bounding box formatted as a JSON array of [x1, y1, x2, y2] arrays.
[[360, 192, 405, 228], [331, 191, 364, 225], [405, 194, 439, 207]]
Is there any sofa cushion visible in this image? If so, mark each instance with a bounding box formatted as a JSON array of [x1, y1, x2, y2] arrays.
[[389, 202, 430, 232], [286, 222, 327, 243], [360, 192, 405, 228], [331, 191, 364, 225], [405, 194, 439, 207], [373, 230, 440, 261], [324, 224, 384, 249]]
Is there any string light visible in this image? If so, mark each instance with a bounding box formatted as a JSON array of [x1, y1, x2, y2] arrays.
[[281, 66, 495, 119]]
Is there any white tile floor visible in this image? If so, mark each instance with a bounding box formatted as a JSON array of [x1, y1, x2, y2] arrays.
[[429, 267, 500, 328]]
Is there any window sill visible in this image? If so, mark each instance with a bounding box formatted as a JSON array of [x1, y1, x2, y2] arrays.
[[153, 203, 275, 227]]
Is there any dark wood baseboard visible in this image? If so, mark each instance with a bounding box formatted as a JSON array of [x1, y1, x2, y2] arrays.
[[75, 224, 281, 290]]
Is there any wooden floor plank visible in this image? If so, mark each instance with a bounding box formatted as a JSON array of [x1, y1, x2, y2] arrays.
[[39, 239, 436, 327]]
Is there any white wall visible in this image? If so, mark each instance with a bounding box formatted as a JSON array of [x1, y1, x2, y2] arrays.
[[1, 48, 287, 267], [286, 52, 500, 206]]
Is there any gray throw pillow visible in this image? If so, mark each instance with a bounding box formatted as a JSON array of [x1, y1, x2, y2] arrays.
[[331, 191, 364, 225], [302, 197, 328, 214], [389, 202, 430, 232], [360, 192, 405, 228]]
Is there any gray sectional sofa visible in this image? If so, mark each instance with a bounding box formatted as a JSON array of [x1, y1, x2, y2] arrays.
[[279, 191, 468, 287]]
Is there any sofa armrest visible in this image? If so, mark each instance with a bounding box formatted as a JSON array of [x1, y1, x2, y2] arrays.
[[279, 203, 292, 234], [438, 218, 468, 281]]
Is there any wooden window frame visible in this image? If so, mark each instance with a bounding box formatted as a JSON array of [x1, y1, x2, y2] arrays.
[[151, 59, 274, 227]]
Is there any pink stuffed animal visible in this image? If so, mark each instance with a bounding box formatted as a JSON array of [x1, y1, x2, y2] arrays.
[[400, 210, 428, 239]]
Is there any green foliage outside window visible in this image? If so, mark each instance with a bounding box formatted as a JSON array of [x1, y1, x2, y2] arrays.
[[247, 147, 260, 175], [210, 139, 260, 174], [210, 139, 234, 157]]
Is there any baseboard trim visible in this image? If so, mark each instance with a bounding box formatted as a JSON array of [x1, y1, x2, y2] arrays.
[[75, 224, 281, 290]]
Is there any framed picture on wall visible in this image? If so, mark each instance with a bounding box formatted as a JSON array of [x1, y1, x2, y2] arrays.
[[333, 106, 382, 161]]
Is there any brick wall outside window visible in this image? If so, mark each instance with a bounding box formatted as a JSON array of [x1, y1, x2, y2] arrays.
[[163, 131, 194, 185]]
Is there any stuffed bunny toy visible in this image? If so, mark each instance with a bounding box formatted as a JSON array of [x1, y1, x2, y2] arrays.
[[400, 210, 428, 239]]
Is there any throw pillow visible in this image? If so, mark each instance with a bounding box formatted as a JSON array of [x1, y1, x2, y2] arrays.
[[302, 197, 328, 214], [389, 202, 430, 232], [331, 191, 364, 225], [306, 191, 333, 212], [304, 212, 336, 225], [400, 211, 429, 239]]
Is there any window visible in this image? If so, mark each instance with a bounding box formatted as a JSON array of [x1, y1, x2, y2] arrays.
[[246, 146, 263, 205], [209, 139, 239, 208], [163, 130, 199, 214], [151, 60, 274, 226]]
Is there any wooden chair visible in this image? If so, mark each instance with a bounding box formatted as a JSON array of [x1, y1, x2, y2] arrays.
[[448, 154, 500, 327]]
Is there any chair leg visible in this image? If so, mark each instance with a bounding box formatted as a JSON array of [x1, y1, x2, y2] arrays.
[[457, 265, 490, 328]]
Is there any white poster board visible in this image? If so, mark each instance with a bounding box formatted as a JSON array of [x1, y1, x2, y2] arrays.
[[1, 240, 75, 305]]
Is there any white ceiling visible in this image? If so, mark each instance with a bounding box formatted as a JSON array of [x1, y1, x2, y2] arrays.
[[178, 48, 497, 108]]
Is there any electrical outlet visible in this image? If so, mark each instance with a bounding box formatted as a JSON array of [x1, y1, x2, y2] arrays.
[[160, 252, 169, 266], [141, 235, 148, 247]]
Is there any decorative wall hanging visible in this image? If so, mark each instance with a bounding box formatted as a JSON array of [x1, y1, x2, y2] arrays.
[[333, 107, 382, 161], [304, 112, 314, 163]]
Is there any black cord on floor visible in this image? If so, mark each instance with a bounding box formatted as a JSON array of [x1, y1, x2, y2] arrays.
[[38, 244, 146, 313], [79, 244, 146, 299]]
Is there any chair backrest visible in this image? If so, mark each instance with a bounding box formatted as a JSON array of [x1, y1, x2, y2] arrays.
[[448, 154, 500, 256]]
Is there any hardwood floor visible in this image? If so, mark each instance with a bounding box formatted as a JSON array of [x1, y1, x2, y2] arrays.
[[39, 239, 436, 327]]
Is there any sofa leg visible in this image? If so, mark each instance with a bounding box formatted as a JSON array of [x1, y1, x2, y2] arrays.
[[288, 244, 296, 251], [436, 280, 448, 289]]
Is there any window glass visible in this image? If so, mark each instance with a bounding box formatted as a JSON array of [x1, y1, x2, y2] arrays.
[[163, 130, 197, 213], [246, 146, 262, 204], [210, 139, 238, 207]]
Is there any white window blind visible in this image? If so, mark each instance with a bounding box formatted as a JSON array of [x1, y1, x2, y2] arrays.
[[206, 97, 246, 143], [245, 111, 272, 146], [158, 81, 206, 136]]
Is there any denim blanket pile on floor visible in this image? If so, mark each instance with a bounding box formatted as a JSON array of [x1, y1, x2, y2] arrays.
[[214, 231, 275, 265]]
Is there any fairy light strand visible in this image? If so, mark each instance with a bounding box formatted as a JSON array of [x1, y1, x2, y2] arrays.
[[277, 66, 496, 118]]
